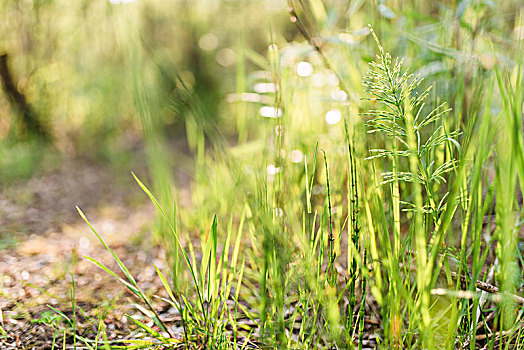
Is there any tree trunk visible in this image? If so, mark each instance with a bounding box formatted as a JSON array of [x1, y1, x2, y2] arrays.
[[0, 53, 51, 141]]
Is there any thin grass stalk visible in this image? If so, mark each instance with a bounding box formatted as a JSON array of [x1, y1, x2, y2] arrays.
[[404, 97, 432, 347], [358, 250, 368, 350], [345, 120, 361, 339], [235, 0, 247, 144], [322, 149, 336, 287], [70, 275, 76, 350]]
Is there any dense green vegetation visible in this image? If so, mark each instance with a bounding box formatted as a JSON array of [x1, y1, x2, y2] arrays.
[[2, 0, 524, 348]]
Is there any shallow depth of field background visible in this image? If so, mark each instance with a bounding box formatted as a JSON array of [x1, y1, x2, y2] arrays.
[[1, 0, 524, 349]]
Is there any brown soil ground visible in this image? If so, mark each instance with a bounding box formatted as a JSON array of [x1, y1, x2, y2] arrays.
[[0, 159, 176, 349]]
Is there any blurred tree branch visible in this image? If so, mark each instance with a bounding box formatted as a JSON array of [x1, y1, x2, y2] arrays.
[[0, 53, 51, 141]]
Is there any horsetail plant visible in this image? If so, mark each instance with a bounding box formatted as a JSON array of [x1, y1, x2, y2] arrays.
[[363, 26, 459, 221], [362, 26, 460, 348], [344, 120, 364, 341]]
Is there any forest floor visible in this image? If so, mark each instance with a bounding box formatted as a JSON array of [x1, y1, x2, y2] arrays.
[[0, 157, 507, 349], [0, 158, 180, 349]]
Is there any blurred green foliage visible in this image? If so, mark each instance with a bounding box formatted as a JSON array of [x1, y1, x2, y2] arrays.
[[1, 0, 520, 181], [0, 0, 289, 180]]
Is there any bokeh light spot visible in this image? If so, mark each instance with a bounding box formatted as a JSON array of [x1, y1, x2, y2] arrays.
[[199, 33, 219, 51], [325, 109, 342, 125], [296, 61, 313, 77]]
